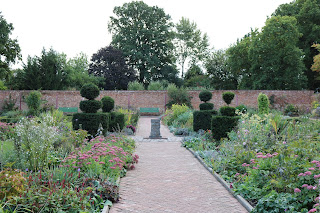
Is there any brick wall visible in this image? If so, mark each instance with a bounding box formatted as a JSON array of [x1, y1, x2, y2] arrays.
[[0, 90, 315, 112]]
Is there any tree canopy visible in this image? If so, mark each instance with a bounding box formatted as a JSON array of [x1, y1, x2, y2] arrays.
[[0, 12, 20, 81], [89, 46, 136, 90], [108, 1, 176, 84]]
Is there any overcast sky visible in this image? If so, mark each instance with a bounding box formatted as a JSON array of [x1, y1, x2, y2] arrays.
[[1, 0, 292, 68]]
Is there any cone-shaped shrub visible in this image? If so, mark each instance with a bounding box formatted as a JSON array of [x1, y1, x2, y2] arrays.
[[222, 92, 235, 105], [101, 96, 115, 112], [258, 93, 270, 114]]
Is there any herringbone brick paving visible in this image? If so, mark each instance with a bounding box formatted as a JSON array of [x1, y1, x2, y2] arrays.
[[109, 117, 248, 213]]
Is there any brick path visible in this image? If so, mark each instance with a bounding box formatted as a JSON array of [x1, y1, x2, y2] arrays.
[[109, 117, 248, 213]]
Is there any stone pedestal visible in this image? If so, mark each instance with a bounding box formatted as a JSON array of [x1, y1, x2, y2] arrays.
[[149, 119, 162, 139]]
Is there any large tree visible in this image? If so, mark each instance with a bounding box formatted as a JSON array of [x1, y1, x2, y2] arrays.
[[0, 12, 21, 81], [16, 48, 69, 90], [248, 16, 307, 89], [174, 17, 209, 78], [89, 46, 136, 90], [273, 0, 320, 89], [205, 49, 238, 90], [108, 1, 175, 84]]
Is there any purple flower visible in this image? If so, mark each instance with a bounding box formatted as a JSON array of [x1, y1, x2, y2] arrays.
[[77, 168, 80, 172]]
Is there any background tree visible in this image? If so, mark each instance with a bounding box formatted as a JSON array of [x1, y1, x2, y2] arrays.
[[89, 46, 136, 90], [248, 16, 307, 89], [174, 17, 209, 78], [64, 53, 100, 90], [272, 0, 320, 89], [0, 12, 21, 81], [14, 48, 69, 90], [108, 1, 175, 85], [205, 49, 237, 90], [226, 30, 257, 89], [311, 44, 320, 72]]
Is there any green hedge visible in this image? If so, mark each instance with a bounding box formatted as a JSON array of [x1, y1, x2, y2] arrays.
[[101, 96, 115, 112], [108, 112, 125, 132], [193, 110, 218, 132], [219, 106, 236, 116], [211, 116, 240, 141], [199, 103, 214, 110], [79, 100, 101, 113], [199, 90, 212, 102], [80, 83, 100, 100], [72, 113, 108, 136]]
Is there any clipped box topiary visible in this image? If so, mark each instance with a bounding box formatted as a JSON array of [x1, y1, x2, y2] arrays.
[[199, 103, 214, 110], [193, 110, 218, 132], [80, 83, 100, 100], [222, 91, 235, 105], [219, 106, 236, 116], [211, 116, 240, 142], [108, 112, 125, 132], [258, 93, 270, 114], [199, 90, 212, 103], [79, 100, 102, 113], [73, 113, 108, 136], [101, 96, 115, 113]]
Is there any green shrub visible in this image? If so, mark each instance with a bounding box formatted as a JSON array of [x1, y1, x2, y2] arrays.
[[80, 83, 100, 100], [211, 116, 239, 141], [235, 104, 248, 113], [147, 81, 164, 90], [220, 106, 236, 116], [284, 104, 299, 116], [222, 92, 235, 105], [199, 103, 214, 110], [101, 96, 115, 112], [258, 93, 270, 114], [199, 90, 212, 102], [79, 100, 101, 113], [108, 112, 125, 132], [72, 113, 108, 136], [163, 104, 190, 126], [26, 91, 42, 116], [167, 85, 192, 108], [2, 94, 17, 112], [128, 81, 144, 90], [193, 110, 218, 132]]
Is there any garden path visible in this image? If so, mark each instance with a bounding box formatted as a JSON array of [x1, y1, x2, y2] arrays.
[[109, 116, 248, 213]]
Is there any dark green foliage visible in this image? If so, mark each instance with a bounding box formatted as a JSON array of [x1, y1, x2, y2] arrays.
[[235, 104, 248, 113], [199, 103, 214, 110], [258, 93, 270, 114], [222, 92, 235, 105], [211, 116, 240, 141], [284, 104, 299, 116], [166, 84, 192, 108], [193, 110, 218, 132], [199, 90, 212, 102], [80, 83, 100, 100], [79, 100, 101, 113], [72, 113, 108, 136], [220, 106, 236, 116], [108, 112, 125, 132], [26, 91, 42, 116], [101, 96, 115, 112]]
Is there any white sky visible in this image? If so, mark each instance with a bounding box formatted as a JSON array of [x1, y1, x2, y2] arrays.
[[1, 0, 293, 68]]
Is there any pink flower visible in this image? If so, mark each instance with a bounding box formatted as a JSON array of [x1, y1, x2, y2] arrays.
[[295, 155, 299, 158], [294, 188, 301, 193], [314, 203, 320, 207], [99, 161, 105, 164], [302, 184, 309, 188], [307, 185, 314, 190], [305, 171, 312, 176], [235, 173, 240, 176], [253, 167, 259, 169], [298, 173, 305, 177], [86, 162, 92, 165], [309, 168, 315, 171], [312, 160, 319, 164], [110, 167, 116, 169], [283, 141, 286, 144], [314, 174, 320, 179], [308, 208, 317, 213]]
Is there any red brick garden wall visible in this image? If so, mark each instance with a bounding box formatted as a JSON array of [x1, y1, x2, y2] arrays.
[[0, 90, 316, 113]]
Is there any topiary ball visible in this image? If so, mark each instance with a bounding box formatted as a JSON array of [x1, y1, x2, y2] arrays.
[[199, 103, 214, 110], [199, 90, 212, 103], [80, 83, 100, 100], [79, 100, 102, 113], [222, 92, 235, 105], [101, 96, 115, 112]]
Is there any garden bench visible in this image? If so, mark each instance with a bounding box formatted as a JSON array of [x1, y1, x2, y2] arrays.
[[58, 107, 78, 114], [139, 107, 160, 115]]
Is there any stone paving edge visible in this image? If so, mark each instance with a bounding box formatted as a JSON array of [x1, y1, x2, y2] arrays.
[[183, 144, 254, 212]]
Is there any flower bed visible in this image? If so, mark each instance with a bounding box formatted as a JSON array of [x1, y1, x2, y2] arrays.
[[0, 110, 138, 212]]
